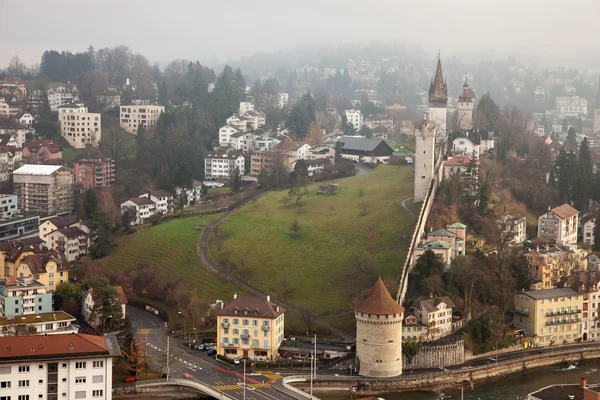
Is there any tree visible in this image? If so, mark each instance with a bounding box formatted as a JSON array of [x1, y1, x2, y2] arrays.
[[230, 168, 241, 193], [120, 332, 144, 377], [359, 125, 373, 138], [293, 160, 309, 180], [567, 127, 578, 150], [87, 277, 123, 328], [100, 126, 135, 169], [286, 92, 316, 139], [53, 282, 83, 311], [7, 55, 26, 76], [288, 181, 308, 206], [403, 341, 423, 364], [577, 137, 593, 207], [335, 141, 343, 164], [289, 219, 301, 239], [476, 93, 499, 131], [358, 201, 372, 216], [84, 189, 99, 219], [414, 250, 445, 279], [121, 208, 132, 231], [89, 208, 114, 259], [305, 122, 324, 146]]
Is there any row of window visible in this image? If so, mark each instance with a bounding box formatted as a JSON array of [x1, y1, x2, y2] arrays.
[[222, 318, 270, 327]]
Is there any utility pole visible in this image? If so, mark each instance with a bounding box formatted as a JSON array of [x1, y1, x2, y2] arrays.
[[166, 335, 170, 382], [243, 359, 246, 400], [314, 334, 317, 383], [310, 348, 313, 399]]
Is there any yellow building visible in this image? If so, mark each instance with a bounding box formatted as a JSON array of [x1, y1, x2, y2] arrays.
[[216, 294, 285, 361], [525, 245, 588, 289], [514, 287, 583, 346]]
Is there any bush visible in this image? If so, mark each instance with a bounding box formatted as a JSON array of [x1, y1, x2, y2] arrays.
[[217, 354, 235, 365]]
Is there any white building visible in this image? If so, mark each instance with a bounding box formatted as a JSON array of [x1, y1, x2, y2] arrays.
[[0, 145, 22, 182], [555, 96, 588, 117], [204, 152, 245, 180], [0, 194, 19, 218], [58, 103, 101, 148], [292, 159, 328, 177], [451, 130, 494, 157], [119, 105, 165, 134], [139, 190, 174, 215], [538, 204, 579, 245], [502, 215, 527, 244], [344, 110, 363, 132], [45, 227, 89, 262], [17, 112, 34, 127], [218, 125, 240, 147], [0, 310, 78, 337], [407, 296, 455, 342], [277, 93, 289, 108], [239, 101, 254, 114], [582, 213, 596, 246], [253, 137, 281, 152], [230, 132, 258, 154], [175, 180, 203, 208], [0, 333, 120, 400], [47, 83, 80, 112], [120, 197, 156, 225]]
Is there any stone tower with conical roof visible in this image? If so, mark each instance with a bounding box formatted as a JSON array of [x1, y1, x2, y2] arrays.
[[594, 77, 600, 134], [355, 278, 404, 377], [456, 75, 475, 131], [413, 116, 437, 202], [428, 56, 448, 140]]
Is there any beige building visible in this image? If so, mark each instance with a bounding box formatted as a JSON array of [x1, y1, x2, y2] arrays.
[[119, 105, 165, 134], [58, 103, 101, 148], [355, 278, 404, 377], [216, 294, 285, 361], [538, 204, 579, 245], [514, 288, 583, 346], [13, 165, 74, 216], [409, 296, 455, 342], [525, 245, 588, 289]]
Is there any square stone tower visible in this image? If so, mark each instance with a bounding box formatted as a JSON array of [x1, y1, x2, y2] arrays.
[[414, 118, 436, 202]]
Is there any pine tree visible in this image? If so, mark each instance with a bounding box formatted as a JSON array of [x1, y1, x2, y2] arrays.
[[84, 189, 99, 220], [578, 138, 593, 208], [335, 141, 343, 164], [89, 208, 114, 259]]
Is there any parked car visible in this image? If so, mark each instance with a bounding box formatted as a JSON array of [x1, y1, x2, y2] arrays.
[[124, 377, 136, 383], [233, 358, 240, 365], [207, 349, 217, 356]]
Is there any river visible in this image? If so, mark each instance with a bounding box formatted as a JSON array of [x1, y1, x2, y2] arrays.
[[318, 360, 600, 400]]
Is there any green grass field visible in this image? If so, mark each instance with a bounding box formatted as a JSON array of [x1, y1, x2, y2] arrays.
[[62, 148, 83, 163], [210, 165, 415, 316], [107, 214, 246, 304]]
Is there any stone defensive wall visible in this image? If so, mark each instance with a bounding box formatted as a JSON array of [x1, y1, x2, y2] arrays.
[[402, 340, 465, 369]]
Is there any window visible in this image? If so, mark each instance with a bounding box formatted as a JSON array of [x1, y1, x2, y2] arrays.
[[92, 390, 103, 398], [18, 380, 29, 387], [74, 391, 86, 399], [1, 396, 11, 400], [0, 381, 10, 388], [242, 319, 249, 326], [62, 363, 67, 368], [75, 377, 86, 384], [18, 365, 29, 373], [92, 375, 103, 384], [92, 361, 103, 368], [252, 320, 258, 326], [75, 362, 86, 369], [18, 397, 30, 400], [38, 379, 43, 384]]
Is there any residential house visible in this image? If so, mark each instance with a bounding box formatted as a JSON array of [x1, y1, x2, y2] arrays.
[[13, 165, 74, 216], [0, 276, 52, 317], [73, 149, 116, 189], [0, 94, 22, 117], [16, 111, 34, 127], [58, 103, 101, 148], [399, 120, 415, 136], [403, 296, 456, 342], [0, 194, 18, 219], [525, 245, 588, 289], [413, 223, 467, 267], [22, 140, 63, 164], [175, 180, 203, 208], [412, 240, 453, 267], [39, 216, 80, 242], [581, 209, 597, 246], [538, 204, 579, 245], [81, 286, 127, 328], [97, 86, 121, 111], [119, 105, 165, 134], [15, 249, 70, 293], [451, 130, 495, 157], [513, 287, 583, 346], [230, 132, 258, 154], [501, 215, 528, 244], [216, 293, 285, 361], [0, 118, 26, 147], [239, 101, 254, 114], [555, 95, 587, 116], [218, 125, 240, 147], [344, 109, 363, 131], [45, 227, 89, 262], [0, 133, 19, 148], [253, 137, 281, 152], [139, 190, 174, 215], [0, 333, 120, 400], [120, 197, 156, 225], [337, 137, 393, 163], [250, 151, 280, 176], [589, 253, 600, 271], [47, 82, 80, 111], [0, 309, 77, 336], [225, 115, 248, 132], [443, 156, 478, 180], [307, 146, 335, 160], [0, 144, 22, 181], [292, 159, 328, 177], [204, 151, 245, 180], [0, 76, 27, 100]]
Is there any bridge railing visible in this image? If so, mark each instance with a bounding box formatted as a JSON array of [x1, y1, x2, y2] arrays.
[[135, 378, 237, 400]]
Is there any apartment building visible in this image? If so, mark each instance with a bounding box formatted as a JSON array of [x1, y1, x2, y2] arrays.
[[403, 296, 455, 342], [218, 125, 240, 147], [48, 82, 80, 111], [16, 249, 70, 293], [0, 194, 19, 219], [538, 204, 579, 245], [119, 105, 165, 134], [345, 109, 363, 131], [558, 271, 600, 341], [0, 310, 77, 337], [73, 149, 115, 189], [525, 245, 588, 289], [45, 227, 89, 262], [0, 276, 52, 317], [0, 144, 22, 181], [514, 288, 583, 346], [204, 152, 245, 180], [0, 118, 26, 147], [0, 215, 40, 241], [13, 165, 74, 216], [58, 103, 101, 148], [120, 197, 156, 226], [216, 294, 285, 361], [0, 333, 120, 400], [22, 140, 63, 164], [138, 191, 174, 215], [582, 210, 597, 246]]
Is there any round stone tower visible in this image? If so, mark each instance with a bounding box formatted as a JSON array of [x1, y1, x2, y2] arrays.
[[355, 278, 404, 377]]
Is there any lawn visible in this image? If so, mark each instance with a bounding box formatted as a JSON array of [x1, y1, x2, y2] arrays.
[[210, 165, 416, 316], [107, 214, 246, 304], [386, 138, 415, 153], [62, 147, 83, 163]]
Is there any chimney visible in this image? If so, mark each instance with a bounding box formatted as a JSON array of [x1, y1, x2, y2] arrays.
[[233, 293, 237, 300], [581, 377, 587, 388], [266, 295, 270, 302]]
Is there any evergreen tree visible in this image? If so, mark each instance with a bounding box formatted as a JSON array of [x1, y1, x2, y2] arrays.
[[551, 150, 578, 205], [335, 141, 343, 164], [209, 65, 240, 127], [135, 125, 146, 161], [567, 127, 578, 150], [234, 68, 246, 102], [477, 93, 499, 130], [578, 138, 593, 207], [88, 277, 123, 326], [286, 92, 316, 139], [158, 81, 169, 109], [84, 189, 99, 220], [89, 208, 114, 259]]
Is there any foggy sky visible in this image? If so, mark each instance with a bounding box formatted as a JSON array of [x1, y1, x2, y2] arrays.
[[2, 0, 599, 69]]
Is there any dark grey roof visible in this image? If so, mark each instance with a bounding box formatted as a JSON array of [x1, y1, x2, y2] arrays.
[[417, 296, 456, 312], [520, 288, 579, 300], [338, 137, 386, 152]]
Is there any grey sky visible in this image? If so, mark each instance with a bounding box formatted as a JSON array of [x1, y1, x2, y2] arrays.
[[2, 0, 599, 68]]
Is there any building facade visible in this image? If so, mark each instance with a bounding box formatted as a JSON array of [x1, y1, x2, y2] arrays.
[[355, 278, 404, 377], [456, 76, 474, 130], [525, 245, 588, 289], [413, 118, 436, 202], [538, 204, 579, 245], [13, 165, 74, 216], [58, 103, 101, 148], [73, 150, 115, 189], [48, 83, 80, 111], [428, 58, 448, 140], [216, 294, 285, 361], [119, 105, 165, 134], [0, 277, 52, 317], [344, 110, 363, 131], [45, 227, 89, 262], [139, 191, 174, 215], [120, 197, 156, 226], [204, 152, 245, 180]]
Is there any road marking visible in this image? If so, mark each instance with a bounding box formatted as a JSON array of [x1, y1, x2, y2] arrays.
[[214, 384, 271, 391], [138, 328, 159, 335], [254, 370, 283, 381]]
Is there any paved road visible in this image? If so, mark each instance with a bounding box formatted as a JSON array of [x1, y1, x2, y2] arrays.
[[400, 196, 416, 221], [128, 305, 299, 400]]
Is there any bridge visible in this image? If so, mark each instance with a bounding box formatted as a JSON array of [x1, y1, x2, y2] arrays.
[[135, 379, 237, 400]]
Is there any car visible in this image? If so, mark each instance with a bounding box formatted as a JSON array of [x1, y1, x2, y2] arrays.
[[207, 349, 217, 356], [124, 377, 136, 383], [202, 344, 210, 351], [233, 358, 241, 365]]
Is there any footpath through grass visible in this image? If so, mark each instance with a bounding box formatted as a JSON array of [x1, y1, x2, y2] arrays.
[[107, 214, 244, 304], [211, 165, 415, 316]]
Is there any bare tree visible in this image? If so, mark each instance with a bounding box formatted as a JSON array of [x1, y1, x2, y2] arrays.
[[288, 182, 308, 206], [358, 201, 372, 216], [289, 219, 301, 239], [358, 188, 365, 198], [279, 195, 292, 207]]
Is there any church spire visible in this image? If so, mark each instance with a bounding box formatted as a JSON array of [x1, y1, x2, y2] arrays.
[[429, 56, 448, 106]]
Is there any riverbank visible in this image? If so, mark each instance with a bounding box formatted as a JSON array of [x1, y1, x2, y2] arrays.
[[290, 345, 600, 397]]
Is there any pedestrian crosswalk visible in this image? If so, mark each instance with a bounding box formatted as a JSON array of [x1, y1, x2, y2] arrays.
[[255, 370, 283, 381], [137, 328, 159, 335], [214, 383, 272, 391]]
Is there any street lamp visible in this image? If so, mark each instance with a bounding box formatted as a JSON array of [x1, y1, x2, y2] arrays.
[[102, 315, 113, 336], [178, 311, 186, 343]]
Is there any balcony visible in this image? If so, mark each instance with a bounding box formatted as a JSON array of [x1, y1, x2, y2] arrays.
[[514, 309, 530, 316], [546, 309, 581, 317], [222, 343, 239, 348], [546, 318, 580, 326], [240, 333, 250, 340], [221, 322, 230, 328], [261, 325, 270, 331]]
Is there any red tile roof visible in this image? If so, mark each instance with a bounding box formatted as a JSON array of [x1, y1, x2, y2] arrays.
[[443, 157, 476, 167], [217, 296, 285, 319], [0, 333, 109, 361], [355, 278, 404, 315]]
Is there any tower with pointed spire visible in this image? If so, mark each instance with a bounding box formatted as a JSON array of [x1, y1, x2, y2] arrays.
[[594, 77, 600, 134], [457, 75, 475, 131], [413, 116, 436, 202], [428, 55, 448, 140], [355, 278, 404, 377]]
